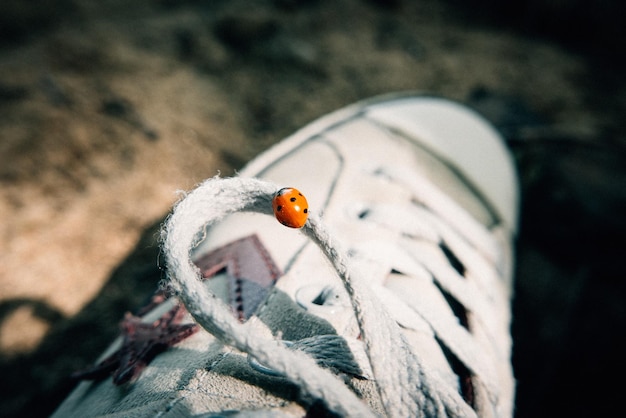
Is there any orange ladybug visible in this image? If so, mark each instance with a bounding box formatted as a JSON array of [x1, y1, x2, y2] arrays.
[[272, 187, 309, 228]]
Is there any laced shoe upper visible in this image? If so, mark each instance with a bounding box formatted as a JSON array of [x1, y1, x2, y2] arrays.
[[52, 94, 518, 418]]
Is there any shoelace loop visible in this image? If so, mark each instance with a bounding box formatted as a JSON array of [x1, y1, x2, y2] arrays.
[[162, 175, 501, 417]]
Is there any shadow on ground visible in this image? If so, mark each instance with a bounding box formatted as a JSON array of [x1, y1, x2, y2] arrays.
[[0, 221, 164, 417]]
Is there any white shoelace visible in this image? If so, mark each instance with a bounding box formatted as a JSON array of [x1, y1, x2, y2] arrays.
[[161, 175, 511, 417]]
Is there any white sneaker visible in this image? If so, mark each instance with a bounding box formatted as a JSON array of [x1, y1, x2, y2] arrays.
[[52, 92, 519, 417]]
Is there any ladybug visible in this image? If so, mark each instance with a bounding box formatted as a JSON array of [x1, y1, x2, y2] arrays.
[[272, 187, 309, 228]]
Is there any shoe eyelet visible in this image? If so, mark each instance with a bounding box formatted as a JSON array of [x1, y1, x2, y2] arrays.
[[296, 285, 350, 315]]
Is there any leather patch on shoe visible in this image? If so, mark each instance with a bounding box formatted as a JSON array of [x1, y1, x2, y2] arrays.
[[195, 234, 282, 322]]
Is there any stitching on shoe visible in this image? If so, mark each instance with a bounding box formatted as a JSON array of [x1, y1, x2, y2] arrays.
[[370, 163, 499, 262], [367, 120, 501, 229]]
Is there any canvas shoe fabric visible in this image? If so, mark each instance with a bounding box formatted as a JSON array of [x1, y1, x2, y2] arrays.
[[52, 93, 518, 418]]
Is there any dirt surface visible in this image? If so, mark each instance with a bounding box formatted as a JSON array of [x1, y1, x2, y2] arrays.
[[1, 1, 625, 417]]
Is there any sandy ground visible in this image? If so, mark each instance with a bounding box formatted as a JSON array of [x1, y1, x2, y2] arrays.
[[1, 1, 625, 417]]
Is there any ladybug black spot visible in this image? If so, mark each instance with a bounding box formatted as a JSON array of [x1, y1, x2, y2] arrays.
[[290, 197, 296, 202], [276, 205, 282, 212]]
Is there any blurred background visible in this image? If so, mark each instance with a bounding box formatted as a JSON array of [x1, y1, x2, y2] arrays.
[[1, 0, 625, 417]]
